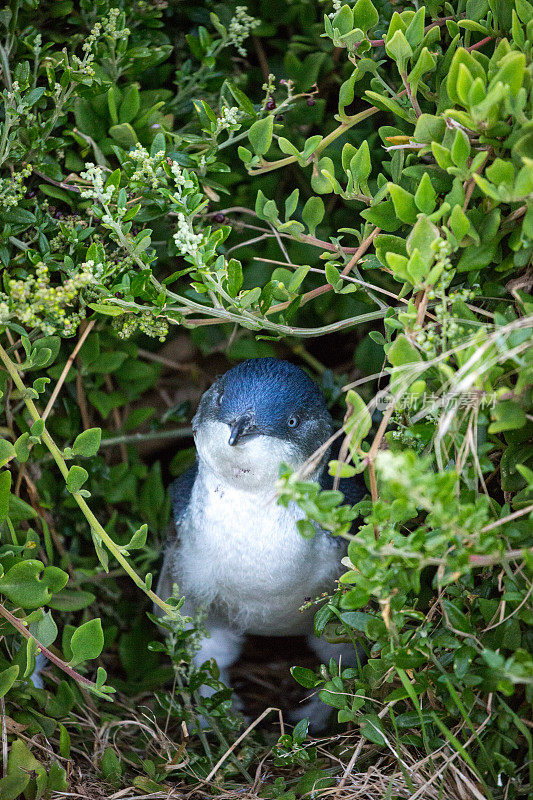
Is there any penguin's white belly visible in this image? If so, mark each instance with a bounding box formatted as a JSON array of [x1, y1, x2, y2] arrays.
[[175, 474, 341, 635]]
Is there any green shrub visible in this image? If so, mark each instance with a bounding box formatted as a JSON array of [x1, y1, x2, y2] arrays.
[[0, 0, 532, 796]]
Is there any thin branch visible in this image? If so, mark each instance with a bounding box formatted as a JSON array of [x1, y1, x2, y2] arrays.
[[0, 603, 107, 695], [466, 36, 492, 52], [252, 35, 269, 82], [137, 347, 198, 374], [42, 320, 95, 421], [480, 504, 533, 533], [32, 168, 82, 194], [0, 343, 174, 616], [266, 226, 380, 316], [204, 707, 279, 783], [482, 582, 533, 632], [0, 696, 6, 778], [0, 42, 12, 91], [99, 427, 194, 448]]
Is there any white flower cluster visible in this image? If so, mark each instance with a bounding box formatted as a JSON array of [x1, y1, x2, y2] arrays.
[[228, 6, 260, 56], [102, 7, 130, 41], [0, 260, 102, 336], [80, 163, 115, 204], [329, 0, 343, 18], [173, 212, 203, 256], [169, 160, 195, 199], [73, 9, 130, 78], [5, 80, 20, 103], [0, 164, 32, 209], [216, 105, 241, 133], [129, 143, 165, 188], [113, 311, 169, 342]]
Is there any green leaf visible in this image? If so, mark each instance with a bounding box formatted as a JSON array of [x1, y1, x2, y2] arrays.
[[489, 52, 525, 98], [0, 439, 15, 468], [288, 265, 309, 292], [48, 589, 96, 612], [278, 137, 299, 158], [311, 157, 336, 194], [449, 204, 471, 241], [14, 433, 30, 463], [360, 714, 387, 744], [361, 200, 402, 232], [385, 29, 413, 69], [109, 123, 138, 148], [296, 519, 316, 539], [72, 428, 102, 458], [74, 98, 107, 140], [69, 618, 104, 666], [107, 86, 118, 125], [349, 140, 371, 186], [125, 524, 148, 551], [442, 600, 472, 633], [407, 215, 439, 257], [352, 0, 379, 32], [226, 258, 243, 297], [447, 48, 486, 105], [0, 561, 68, 608], [292, 718, 309, 744], [340, 611, 373, 631], [150, 132, 166, 157], [66, 465, 89, 493], [302, 196, 324, 235], [432, 142, 453, 170], [88, 303, 125, 317], [413, 114, 446, 144], [325, 263, 341, 289], [451, 129, 470, 168], [105, 168, 121, 191], [332, 4, 353, 36], [119, 83, 140, 124], [489, 401, 527, 433], [405, 7, 425, 47], [5, 739, 45, 798], [344, 390, 371, 452], [0, 665, 19, 703], [8, 495, 37, 522], [388, 183, 418, 224], [248, 116, 274, 156], [387, 334, 423, 367], [225, 81, 256, 115], [284, 188, 299, 219], [30, 610, 58, 648], [0, 470, 11, 523], [101, 747, 123, 788], [414, 172, 437, 214], [30, 419, 44, 437], [290, 665, 321, 688]]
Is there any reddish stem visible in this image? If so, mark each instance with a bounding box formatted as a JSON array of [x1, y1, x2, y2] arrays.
[[0, 603, 103, 692], [467, 36, 492, 52]]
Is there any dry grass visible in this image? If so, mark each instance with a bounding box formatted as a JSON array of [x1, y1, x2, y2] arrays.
[[31, 641, 494, 800]]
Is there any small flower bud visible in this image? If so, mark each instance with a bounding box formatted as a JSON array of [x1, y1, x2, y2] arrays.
[[307, 98, 315, 106], [266, 98, 276, 110]]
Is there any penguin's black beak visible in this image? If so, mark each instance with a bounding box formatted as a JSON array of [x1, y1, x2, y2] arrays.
[[228, 414, 256, 446]]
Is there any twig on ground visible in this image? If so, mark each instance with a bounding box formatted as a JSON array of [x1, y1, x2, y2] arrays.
[[42, 320, 95, 421]]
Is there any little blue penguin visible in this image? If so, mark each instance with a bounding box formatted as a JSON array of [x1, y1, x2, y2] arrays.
[[156, 358, 365, 730]]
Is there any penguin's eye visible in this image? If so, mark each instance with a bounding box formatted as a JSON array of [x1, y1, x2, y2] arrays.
[[287, 414, 299, 428], [215, 389, 224, 407]]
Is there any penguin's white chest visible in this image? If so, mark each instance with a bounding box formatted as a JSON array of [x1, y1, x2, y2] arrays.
[[176, 468, 341, 635]]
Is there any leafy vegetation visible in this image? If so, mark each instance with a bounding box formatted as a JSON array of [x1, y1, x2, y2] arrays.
[[0, 0, 532, 797]]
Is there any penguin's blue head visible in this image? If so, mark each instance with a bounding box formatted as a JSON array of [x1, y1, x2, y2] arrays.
[[193, 359, 332, 488]]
